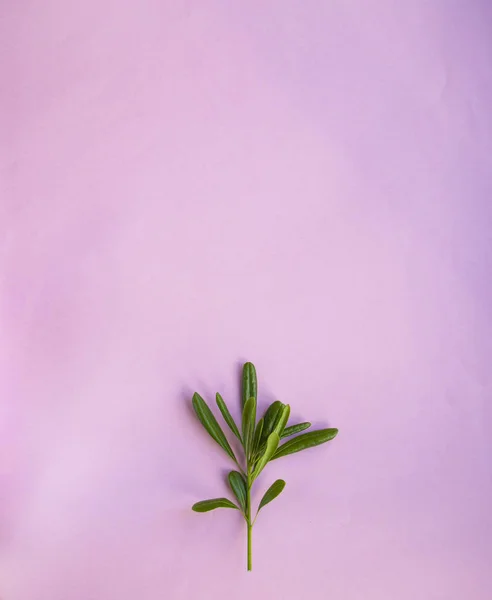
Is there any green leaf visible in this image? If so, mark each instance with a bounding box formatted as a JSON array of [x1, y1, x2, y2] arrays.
[[192, 393, 237, 462], [281, 422, 311, 439], [242, 396, 257, 459], [192, 498, 239, 512], [242, 362, 257, 410], [260, 401, 284, 446], [258, 479, 286, 512], [273, 404, 290, 437], [253, 432, 280, 479], [216, 393, 242, 442], [273, 428, 339, 460], [228, 471, 247, 513], [253, 417, 264, 454]]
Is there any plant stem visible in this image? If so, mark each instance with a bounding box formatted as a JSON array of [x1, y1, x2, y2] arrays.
[[247, 469, 252, 571], [247, 518, 252, 571]]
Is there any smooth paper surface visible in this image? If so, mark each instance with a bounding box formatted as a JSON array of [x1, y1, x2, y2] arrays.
[[1, 2, 491, 599]]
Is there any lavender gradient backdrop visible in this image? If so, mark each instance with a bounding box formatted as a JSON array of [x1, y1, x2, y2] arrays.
[[1, 1, 492, 598]]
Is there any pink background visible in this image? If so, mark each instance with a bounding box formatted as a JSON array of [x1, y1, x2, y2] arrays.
[[1, 1, 492, 598]]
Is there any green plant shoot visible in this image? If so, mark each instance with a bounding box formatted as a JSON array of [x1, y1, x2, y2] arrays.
[[191, 361, 338, 571]]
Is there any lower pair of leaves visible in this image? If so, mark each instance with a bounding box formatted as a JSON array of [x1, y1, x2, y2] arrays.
[[192, 479, 286, 516]]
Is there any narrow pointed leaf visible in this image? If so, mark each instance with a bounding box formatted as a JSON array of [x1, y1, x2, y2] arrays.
[[192, 393, 236, 461], [258, 479, 286, 512], [253, 417, 264, 454], [253, 432, 280, 479], [242, 396, 257, 459], [228, 471, 247, 513], [260, 401, 284, 446], [281, 422, 311, 439], [192, 498, 239, 512], [242, 362, 257, 410], [273, 428, 339, 460], [216, 393, 242, 442], [273, 404, 290, 437]]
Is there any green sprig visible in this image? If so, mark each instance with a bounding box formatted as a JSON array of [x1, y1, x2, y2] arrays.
[[191, 361, 339, 571]]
